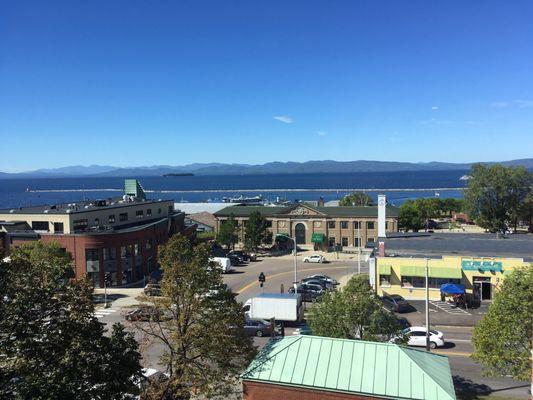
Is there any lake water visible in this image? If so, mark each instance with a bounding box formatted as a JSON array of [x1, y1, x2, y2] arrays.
[[0, 170, 468, 209]]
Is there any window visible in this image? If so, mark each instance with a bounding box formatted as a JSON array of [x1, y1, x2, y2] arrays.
[[353, 221, 360, 229], [103, 248, 116, 261], [53, 222, 64, 233], [380, 275, 391, 286], [341, 237, 348, 247], [85, 249, 100, 273], [158, 208, 162, 214], [354, 237, 360, 247], [109, 215, 115, 224], [31, 221, 49, 231], [402, 276, 461, 289], [73, 219, 88, 231], [367, 237, 375, 243], [328, 237, 336, 247], [121, 245, 132, 259], [94, 218, 100, 226], [136, 210, 144, 219], [119, 213, 128, 222], [327, 221, 336, 229], [168, 205, 173, 213], [146, 239, 153, 250], [134, 243, 141, 256], [265, 221, 272, 228], [147, 208, 152, 217], [367, 221, 375, 230], [340, 221, 348, 229], [385, 221, 389, 230]]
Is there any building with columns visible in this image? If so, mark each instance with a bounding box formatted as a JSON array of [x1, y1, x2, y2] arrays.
[[214, 203, 399, 249]]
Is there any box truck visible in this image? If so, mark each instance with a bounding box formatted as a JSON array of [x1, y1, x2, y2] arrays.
[[209, 257, 234, 274], [244, 293, 303, 323]]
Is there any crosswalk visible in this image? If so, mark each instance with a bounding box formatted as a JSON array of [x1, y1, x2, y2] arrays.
[[430, 300, 471, 315], [94, 308, 118, 319]]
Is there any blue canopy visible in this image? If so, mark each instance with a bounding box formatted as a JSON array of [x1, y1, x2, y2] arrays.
[[440, 283, 465, 294]]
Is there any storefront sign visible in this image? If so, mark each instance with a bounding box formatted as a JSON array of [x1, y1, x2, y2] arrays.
[[461, 260, 503, 272]]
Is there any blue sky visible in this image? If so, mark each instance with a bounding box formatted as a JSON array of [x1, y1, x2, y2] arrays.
[[1, 1, 532, 171]]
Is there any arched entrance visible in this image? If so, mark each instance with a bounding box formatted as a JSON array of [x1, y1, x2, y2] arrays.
[[295, 223, 306, 244]]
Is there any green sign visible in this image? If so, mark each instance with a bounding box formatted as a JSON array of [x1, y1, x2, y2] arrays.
[[311, 233, 325, 243], [461, 260, 503, 272]]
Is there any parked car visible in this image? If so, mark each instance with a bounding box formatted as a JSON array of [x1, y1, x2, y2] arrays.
[[381, 295, 411, 313], [303, 254, 327, 263], [402, 327, 445, 349], [228, 254, 243, 266], [144, 283, 161, 296], [125, 306, 163, 322], [305, 274, 338, 286], [300, 278, 333, 290], [288, 283, 324, 302], [243, 319, 275, 337], [293, 324, 313, 336], [397, 317, 411, 330], [229, 250, 256, 262]]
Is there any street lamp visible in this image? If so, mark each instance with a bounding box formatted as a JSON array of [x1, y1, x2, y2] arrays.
[[277, 234, 298, 291], [425, 258, 430, 351]]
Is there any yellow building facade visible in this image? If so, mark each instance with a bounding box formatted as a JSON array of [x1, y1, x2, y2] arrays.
[[374, 255, 532, 301]]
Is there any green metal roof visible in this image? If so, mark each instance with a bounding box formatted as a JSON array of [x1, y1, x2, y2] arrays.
[[214, 204, 399, 218], [242, 335, 456, 400]]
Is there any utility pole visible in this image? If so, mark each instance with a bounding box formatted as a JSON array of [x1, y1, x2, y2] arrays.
[[425, 258, 430, 351], [357, 222, 361, 275], [292, 237, 298, 291]]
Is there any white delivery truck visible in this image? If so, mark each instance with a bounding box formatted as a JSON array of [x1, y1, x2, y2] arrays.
[[209, 257, 234, 274], [244, 293, 303, 323]]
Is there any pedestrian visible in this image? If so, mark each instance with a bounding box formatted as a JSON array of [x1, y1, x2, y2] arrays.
[[280, 323, 285, 337]]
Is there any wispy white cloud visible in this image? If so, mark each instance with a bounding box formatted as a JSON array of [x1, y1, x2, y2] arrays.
[[273, 115, 293, 124], [317, 131, 327, 136], [418, 118, 455, 126], [491, 100, 533, 109], [431, 106, 439, 110]]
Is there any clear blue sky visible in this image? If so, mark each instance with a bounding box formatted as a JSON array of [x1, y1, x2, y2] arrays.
[[1, 1, 532, 171]]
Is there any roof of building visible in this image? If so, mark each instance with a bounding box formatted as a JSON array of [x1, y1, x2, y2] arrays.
[[214, 204, 399, 218], [242, 335, 456, 400], [185, 212, 216, 228], [0, 198, 174, 216], [382, 232, 533, 261], [175, 202, 240, 215]]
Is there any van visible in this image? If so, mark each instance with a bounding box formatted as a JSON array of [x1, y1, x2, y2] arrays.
[[209, 257, 234, 274]]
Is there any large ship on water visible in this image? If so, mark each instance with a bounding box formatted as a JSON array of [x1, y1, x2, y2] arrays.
[[222, 194, 264, 205]]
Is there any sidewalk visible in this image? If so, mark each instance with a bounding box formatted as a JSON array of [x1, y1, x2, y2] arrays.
[[93, 287, 143, 309]]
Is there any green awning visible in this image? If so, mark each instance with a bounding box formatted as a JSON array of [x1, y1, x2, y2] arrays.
[[400, 265, 426, 277], [400, 265, 462, 279], [311, 233, 326, 243], [378, 264, 392, 275]]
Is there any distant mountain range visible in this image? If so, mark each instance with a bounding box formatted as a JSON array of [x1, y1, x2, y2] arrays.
[[1, 159, 532, 179]]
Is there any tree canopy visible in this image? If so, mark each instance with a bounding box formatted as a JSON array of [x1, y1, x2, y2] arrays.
[[134, 235, 256, 400], [0, 241, 142, 400], [244, 211, 271, 251], [307, 275, 404, 342], [398, 197, 465, 232], [339, 192, 374, 206], [464, 164, 532, 233], [472, 266, 533, 381], [216, 214, 239, 249]]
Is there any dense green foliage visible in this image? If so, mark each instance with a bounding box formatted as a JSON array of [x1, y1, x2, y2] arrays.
[[339, 192, 374, 206], [308, 275, 404, 342], [244, 211, 271, 251], [135, 235, 256, 400], [464, 164, 532, 233], [216, 214, 239, 249], [472, 266, 533, 380], [0, 241, 142, 400], [398, 198, 464, 231]]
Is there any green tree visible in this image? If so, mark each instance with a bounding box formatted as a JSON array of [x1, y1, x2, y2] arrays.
[[464, 164, 532, 233], [308, 275, 403, 342], [0, 241, 142, 400], [216, 214, 239, 249], [134, 235, 256, 400], [398, 200, 424, 232], [517, 192, 533, 232], [339, 192, 374, 206], [472, 266, 533, 381], [244, 211, 270, 251]]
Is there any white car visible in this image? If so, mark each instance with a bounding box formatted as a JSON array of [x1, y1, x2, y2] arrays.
[[402, 327, 445, 349], [303, 254, 326, 263]]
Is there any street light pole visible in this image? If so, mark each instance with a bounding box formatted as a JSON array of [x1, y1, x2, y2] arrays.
[[425, 258, 430, 351], [293, 239, 298, 291], [357, 222, 361, 275]]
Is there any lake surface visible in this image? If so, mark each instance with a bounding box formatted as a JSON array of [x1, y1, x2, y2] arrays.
[[0, 170, 468, 209]]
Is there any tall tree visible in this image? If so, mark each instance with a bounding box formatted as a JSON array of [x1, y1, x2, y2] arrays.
[[244, 211, 270, 251], [216, 214, 239, 249], [472, 266, 533, 381], [0, 241, 142, 400], [133, 235, 256, 400], [339, 192, 374, 206], [308, 275, 403, 342], [398, 200, 424, 232], [464, 164, 532, 233]]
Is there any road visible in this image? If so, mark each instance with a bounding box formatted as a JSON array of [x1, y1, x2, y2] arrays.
[[95, 254, 530, 399]]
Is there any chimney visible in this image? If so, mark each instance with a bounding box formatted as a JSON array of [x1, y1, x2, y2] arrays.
[[318, 197, 325, 207]]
